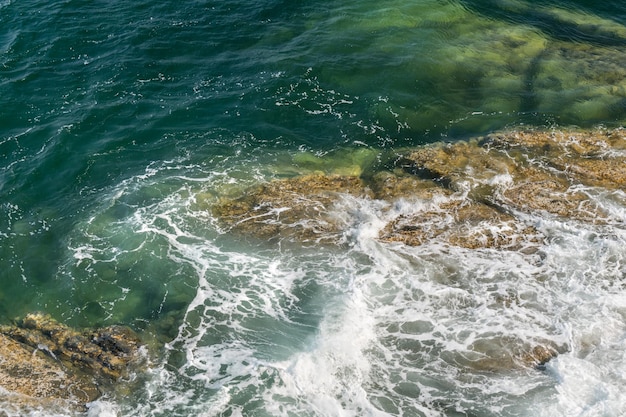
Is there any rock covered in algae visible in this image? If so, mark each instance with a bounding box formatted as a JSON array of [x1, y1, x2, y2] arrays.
[[397, 139, 516, 188], [0, 312, 143, 407], [368, 171, 451, 201], [214, 169, 542, 251], [213, 173, 373, 244], [1, 312, 142, 380], [496, 168, 603, 220], [369, 171, 544, 250]]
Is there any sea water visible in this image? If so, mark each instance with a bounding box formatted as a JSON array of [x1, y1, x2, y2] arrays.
[[1, 0, 626, 416]]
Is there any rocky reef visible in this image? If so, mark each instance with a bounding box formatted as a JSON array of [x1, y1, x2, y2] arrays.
[[215, 128, 625, 252], [378, 195, 543, 251], [0, 312, 143, 410], [485, 129, 626, 189]]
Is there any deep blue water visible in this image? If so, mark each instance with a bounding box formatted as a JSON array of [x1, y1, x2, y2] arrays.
[[2, 1, 626, 416]]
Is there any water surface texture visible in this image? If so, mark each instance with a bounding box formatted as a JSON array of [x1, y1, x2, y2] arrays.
[[2, 0, 626, 416]]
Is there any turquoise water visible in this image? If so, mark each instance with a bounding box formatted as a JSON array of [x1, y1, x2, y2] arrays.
[[2, 1, 626, 416]]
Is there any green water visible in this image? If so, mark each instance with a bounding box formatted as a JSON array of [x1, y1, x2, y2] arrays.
[[2, 0, 626, 415]]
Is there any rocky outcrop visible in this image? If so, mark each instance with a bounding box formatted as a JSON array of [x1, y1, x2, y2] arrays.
[[208, 127, 626, 377], [0, 312, 143, 409], [484, 128, 626, 189], [368, 171, 544, 251], [213, 173, 372, 244], [398, 134, 609, 223], [0, 333, 100, 408], [213, 128, 624, 252], [378, 196, 543, 251]]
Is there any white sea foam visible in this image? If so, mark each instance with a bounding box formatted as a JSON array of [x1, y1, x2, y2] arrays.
[[86, 401, 119, 417], [543, 352, 626, 417]]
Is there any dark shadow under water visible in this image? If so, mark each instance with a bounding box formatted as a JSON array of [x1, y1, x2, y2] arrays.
[[458, 0, 626, 47]]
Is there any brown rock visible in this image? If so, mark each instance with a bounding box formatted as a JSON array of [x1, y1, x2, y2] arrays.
[[1, 312, 142, 381], [212, 169, 544, 251], [398, 139, 516, 188], [498, 167, 607, 223], [462, 337, 562, 372], [379, 195, 543, 250], [0, 333, 100, 408], [521, 345, 560, 368], [213, 174, 372, 243], [398, 132, 609, 222], [485, 128, 626, 189], [554, 157, 626, 189], [213, 127, 626, 251], [486, 128, 626, 157], [369, 171, 448, 201]]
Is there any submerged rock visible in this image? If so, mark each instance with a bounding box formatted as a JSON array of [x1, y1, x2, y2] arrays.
[[462, 337, 563, 372], [0, 312, 143, 408]]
